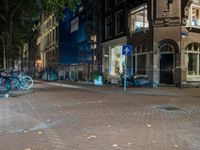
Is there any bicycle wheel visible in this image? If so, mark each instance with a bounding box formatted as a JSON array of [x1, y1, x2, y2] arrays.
[[20, 76, 33, 90], [10, 76, 21, 91], [0, 76, 11, 94]]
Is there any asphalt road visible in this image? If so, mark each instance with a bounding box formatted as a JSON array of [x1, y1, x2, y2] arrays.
[[0, 81, 200, 150]]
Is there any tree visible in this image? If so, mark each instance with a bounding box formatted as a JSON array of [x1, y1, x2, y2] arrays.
[[0, 0, 79, 69]]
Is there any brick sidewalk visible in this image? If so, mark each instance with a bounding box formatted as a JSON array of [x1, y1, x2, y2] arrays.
[[38, 79, 200, 97], [0, 82, 200, 149]]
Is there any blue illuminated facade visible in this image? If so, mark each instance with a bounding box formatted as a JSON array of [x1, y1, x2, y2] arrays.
[[59, 6, 92, 65], [57, 0, 95, 80]]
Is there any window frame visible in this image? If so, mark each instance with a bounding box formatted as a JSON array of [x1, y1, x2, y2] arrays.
[[129, 4, 149, 34], [105, 0, 112, 12], [185, 43, 200, 77], [115, 0, 123, 6], [115, 9, 124, 35], [132, 45, 148, 76], [187, 4, 200, 28], [105, 16, 112, 39]]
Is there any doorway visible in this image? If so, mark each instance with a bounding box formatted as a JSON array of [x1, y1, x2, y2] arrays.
[[160, 53, 174, 84], [159, 44, 175, 84]]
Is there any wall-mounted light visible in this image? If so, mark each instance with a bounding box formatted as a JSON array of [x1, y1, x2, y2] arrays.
[[181, 31, 189, 38]]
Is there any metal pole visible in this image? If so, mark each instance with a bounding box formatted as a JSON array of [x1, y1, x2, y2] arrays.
[[124, 55, 127, 93]]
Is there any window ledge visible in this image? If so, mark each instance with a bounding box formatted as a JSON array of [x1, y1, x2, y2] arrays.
[[105, 36, 112, 40], [115, 2, 123, 6], [105, 8, 112, 12], [135, 75, 148, 78], [130, 28, 149, 36], [187, 76, 200, 81], [186, 26, 200, 32], [116, 32, 123, 36]]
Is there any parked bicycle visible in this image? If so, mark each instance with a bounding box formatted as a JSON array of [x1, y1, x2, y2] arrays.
[[18, 72, 34, 90], [134, 78, 159, 88], [0, 69, 34, 94], [119, 74, 158, 88], [0, 74, 11, 94], [118, 74, 135, 87], [0, 70, 21, 91]]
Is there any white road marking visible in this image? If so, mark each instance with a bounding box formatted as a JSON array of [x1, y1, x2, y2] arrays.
[[44, 82, 83, 89]]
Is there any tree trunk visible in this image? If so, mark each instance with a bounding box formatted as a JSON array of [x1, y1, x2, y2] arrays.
[[0, 34, 6, 69]]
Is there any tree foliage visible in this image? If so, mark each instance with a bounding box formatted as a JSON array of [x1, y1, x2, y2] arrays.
[[0, 0, 79, 68]]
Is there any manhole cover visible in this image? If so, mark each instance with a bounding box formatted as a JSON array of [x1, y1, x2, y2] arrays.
[[157, 105, 181, 111]]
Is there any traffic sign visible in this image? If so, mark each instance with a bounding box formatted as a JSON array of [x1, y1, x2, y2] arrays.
[[122, 45, 133, 56]]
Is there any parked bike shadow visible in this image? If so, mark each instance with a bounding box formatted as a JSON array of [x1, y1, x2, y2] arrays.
[[0, 89, 34, 99]]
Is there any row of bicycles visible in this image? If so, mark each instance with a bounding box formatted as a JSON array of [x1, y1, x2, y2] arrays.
[[0, 69, 33, 94]]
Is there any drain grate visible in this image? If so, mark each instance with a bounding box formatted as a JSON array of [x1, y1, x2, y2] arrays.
[[157, 105, 181, 111]]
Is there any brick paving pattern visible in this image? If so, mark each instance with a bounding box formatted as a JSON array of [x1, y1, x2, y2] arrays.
[[0, 82, 200, 150]]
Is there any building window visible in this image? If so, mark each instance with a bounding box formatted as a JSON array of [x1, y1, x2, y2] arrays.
[[105, 0, 112, 11], [115, 0, 123, 5], [186, 43, 200, 76], [137, 54, 147, 75], [109, 46, 125, 76], [132, 45, 148, 75], [129, 4, 149, 34], [115, 10, 124, 35], [192, 6, 200, 27], [160, 44, 174, 53], [187, 4, 200, 28], [105, 16, 112, 38]]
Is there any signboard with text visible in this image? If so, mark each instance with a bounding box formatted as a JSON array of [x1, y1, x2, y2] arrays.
[[71, 17, 79, 33]]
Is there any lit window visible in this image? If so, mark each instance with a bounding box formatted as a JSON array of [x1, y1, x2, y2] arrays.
[[105, 16, 112, 38], [115, 10, 124, 35], [186, 43, 200, 76], [110, 46, 125, 76], [192, 6, 200, 27], [187, 4, 200, 28], [130, 4, 149, 34]]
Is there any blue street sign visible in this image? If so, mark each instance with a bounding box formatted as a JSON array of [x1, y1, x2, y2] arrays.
[[122, 45, 133, 56]]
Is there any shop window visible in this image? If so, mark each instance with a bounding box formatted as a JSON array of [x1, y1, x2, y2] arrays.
[[115, 10, 124, 35], [109, 46, 125, 76], [129, 4, 149, 34], [132, 45, 148, 75], [186, 43, 200, 76], [105, 16, 112, 38]]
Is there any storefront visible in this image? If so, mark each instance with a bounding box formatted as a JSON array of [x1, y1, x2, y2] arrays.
[[102, 36, 127, 84]]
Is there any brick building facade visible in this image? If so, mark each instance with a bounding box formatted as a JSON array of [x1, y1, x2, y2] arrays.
[[102, 0, 200, 87]]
